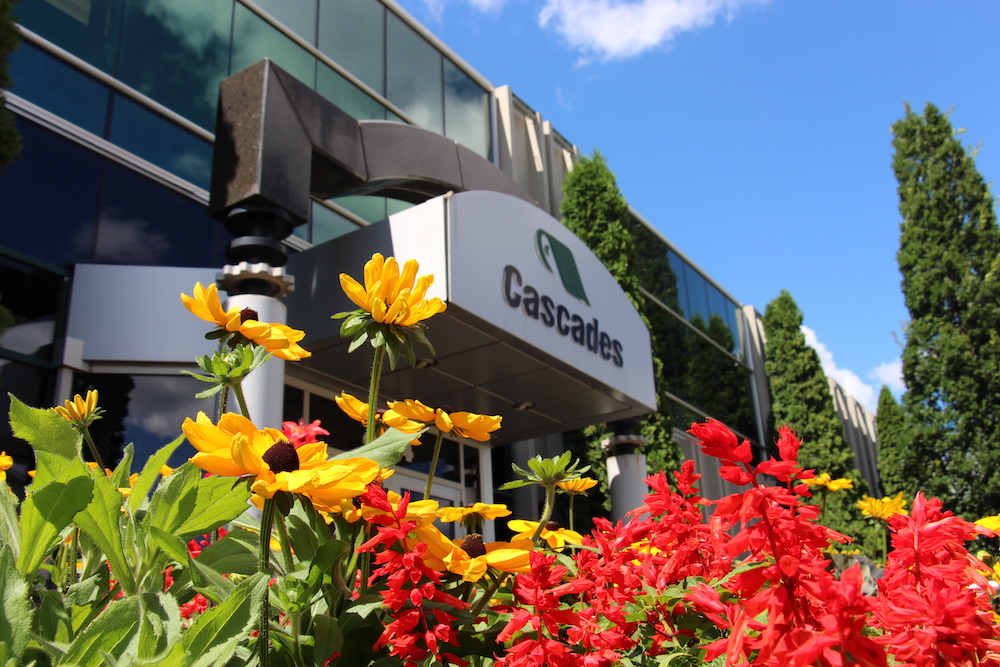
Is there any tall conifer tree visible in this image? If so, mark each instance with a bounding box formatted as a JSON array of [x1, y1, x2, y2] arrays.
[[874, 385, 908, 497], [763, 290, 870, 545], [559, 152, 678, 516], [892, 103, 1000, 517], [0, 0, 22, 173]]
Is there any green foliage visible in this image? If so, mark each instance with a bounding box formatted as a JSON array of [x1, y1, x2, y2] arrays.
[[559, 151, 679, 520], [892, 102, 1000, 518], [874, 385, 909, 497], [762, 290, 871, 545], [0, 0, 21, 175]]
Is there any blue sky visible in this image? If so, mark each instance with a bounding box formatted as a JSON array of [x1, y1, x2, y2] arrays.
[[395, 0, 1000, 413]]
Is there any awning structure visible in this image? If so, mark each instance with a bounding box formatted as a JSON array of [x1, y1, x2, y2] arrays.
[[286, 190, 656, 444]]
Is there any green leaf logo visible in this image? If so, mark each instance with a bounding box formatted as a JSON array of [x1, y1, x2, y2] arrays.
[[535, 230, 590, 305]]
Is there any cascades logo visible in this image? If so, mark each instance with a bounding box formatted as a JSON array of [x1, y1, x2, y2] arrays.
[[535, 230, 589, 305], [502, 230, 624, 368]]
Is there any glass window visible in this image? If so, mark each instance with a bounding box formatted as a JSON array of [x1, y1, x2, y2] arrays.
[[385, 198, 413, 216], [330, 195, 386, 223], [311, 201, 360, 245], [0, 359, 53, 493], [13, 0, 123, 74], [386, 11, 442, 133], [706, 284, 741, 356], [0, 119, 102, 266], [633, 222, 681, 313], [231, 3, 316, 86], [251, 0, 318, 45], [307, 393, 363, 453], [318, 0, 385, 96], [683, 263, 710, 324], [316, 64, 387, 120], [95, 163, 228, 267], [117, 0, 233, 130], [71, 373, 204, 469], [0, 254, 68, 362], [443, 59, 489, 158], [665, 249, 689, 317], [109, 94, 213, 189], [7, 42, 110, 136]]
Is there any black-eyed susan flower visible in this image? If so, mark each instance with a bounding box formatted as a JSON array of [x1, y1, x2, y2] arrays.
[[804, 472, 854, 492], [857, 492, 908, 520], [53, 390, 102, 427], [410, 522, 532, 582], [339, 254, 446, 328], [385, 399, 502, 442], [557, 476, 598, 495], [181, 282, 310, 361], [0, 451, 12, 482], [507, 519, 584, 550], [334, 392, 424, 440], [437, 502, 511, 534], [182, 412, 380, 504]]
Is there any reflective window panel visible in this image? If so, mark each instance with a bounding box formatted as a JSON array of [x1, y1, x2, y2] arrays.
[[443, 59, 489, 158], [13, 0, 123, 74], [109, 94, 213, 189], [95, 163, 228, 267], [316, 63, 387, 120], [666, 249, 689, 317], [117, 0, 233, 130], [307, 392, 364, 453], [311, 201, 361, 246], [0, 119, 102, 266], [0, 359, 53, 493], [0, 253, 68, 362], [231, 3, 316, 86], [252, 0, 318, 45], [386, 11, 442, 133], [318, 0, 385, 96], [7, 42, 110, 136], [683, 263, 710, 324]]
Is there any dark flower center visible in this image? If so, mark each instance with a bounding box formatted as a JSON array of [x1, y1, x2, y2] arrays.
[[461, 534, 487, 558], [545, 521, 561, 531], [240, 307, 259, 323], [262, 440, 300, 473]]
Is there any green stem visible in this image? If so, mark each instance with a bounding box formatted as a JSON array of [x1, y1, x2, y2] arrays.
[[365, 347, 386, 444], [65, 527, 78, 591], [568, 495, 576, 534], [274, 511, 295, 575], [257, 497, 278, 667], [530, 482, 557, 546], [218, 387, 228, 421], [80, 425, 105, 471], [232, 383, 251, 421], [423, 430, 445, 501], [468, 571, 511, 626]]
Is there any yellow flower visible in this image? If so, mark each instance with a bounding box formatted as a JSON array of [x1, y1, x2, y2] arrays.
[[385, 399, 502, 442], [181, 282, 310, 361], [857, 492, 908, 520], [436, 502, 511, 523], [334, 392, 424, 441], [411, 524, 532, 582], [0, 451, 12, 482], [53, 390, 102, 426], [804, 472, 854, 492], [159, 464, 175, 477], [339, 254, 446, 328], [182, 412, 380, 503], [975, 515, 1000, 532], [508, 519, 584, 549], [557, 477, 598, 495]]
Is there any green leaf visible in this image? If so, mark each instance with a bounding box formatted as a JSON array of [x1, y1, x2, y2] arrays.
[[33, 589, 74, 657], [149, 526, 190, 564], [60, 593, 180, 667], [73, 469, 135, 593], [8, 394, 78, 460], [195, 530, 258, 576], [110, 443, 134, 489], [332, 426, 426, 468], [0, 481, 20, 561], [17, 458, 94, 578], [347, 330, 369, 353], [148, 463, 251, 540], [313, 615, 343, 666], [187, 551, 235, 605], [129, 435, 183, 512], [183, 572, 269, 666], [0, 544, 31, 658]]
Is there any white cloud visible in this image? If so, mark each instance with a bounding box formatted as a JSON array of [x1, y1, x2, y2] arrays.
[[538, 0, 769, 62], [801, 325, 878, 414], [868, 358, 905, 395]]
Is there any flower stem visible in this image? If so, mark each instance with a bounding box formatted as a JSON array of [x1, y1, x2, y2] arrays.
[[423, 430, 445, 501], [257, 496, 278, 667], [80, 425, 105, 471], [366, 347, 386, 444], [568, 495, 576, 533], [232, 383, 251, 421], [218, 388, 228, 421], [530, 482, 557, 546]]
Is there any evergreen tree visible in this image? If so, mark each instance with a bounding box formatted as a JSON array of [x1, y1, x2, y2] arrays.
[[892, 102, 1000, 518], [0, 0, 22, 174], [558, 152, 679, 517], [874, 385, 908, 497], [763, 290, 870, 546]]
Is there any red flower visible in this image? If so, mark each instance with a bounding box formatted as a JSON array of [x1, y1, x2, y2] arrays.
[[281, 418, 330, 448]]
